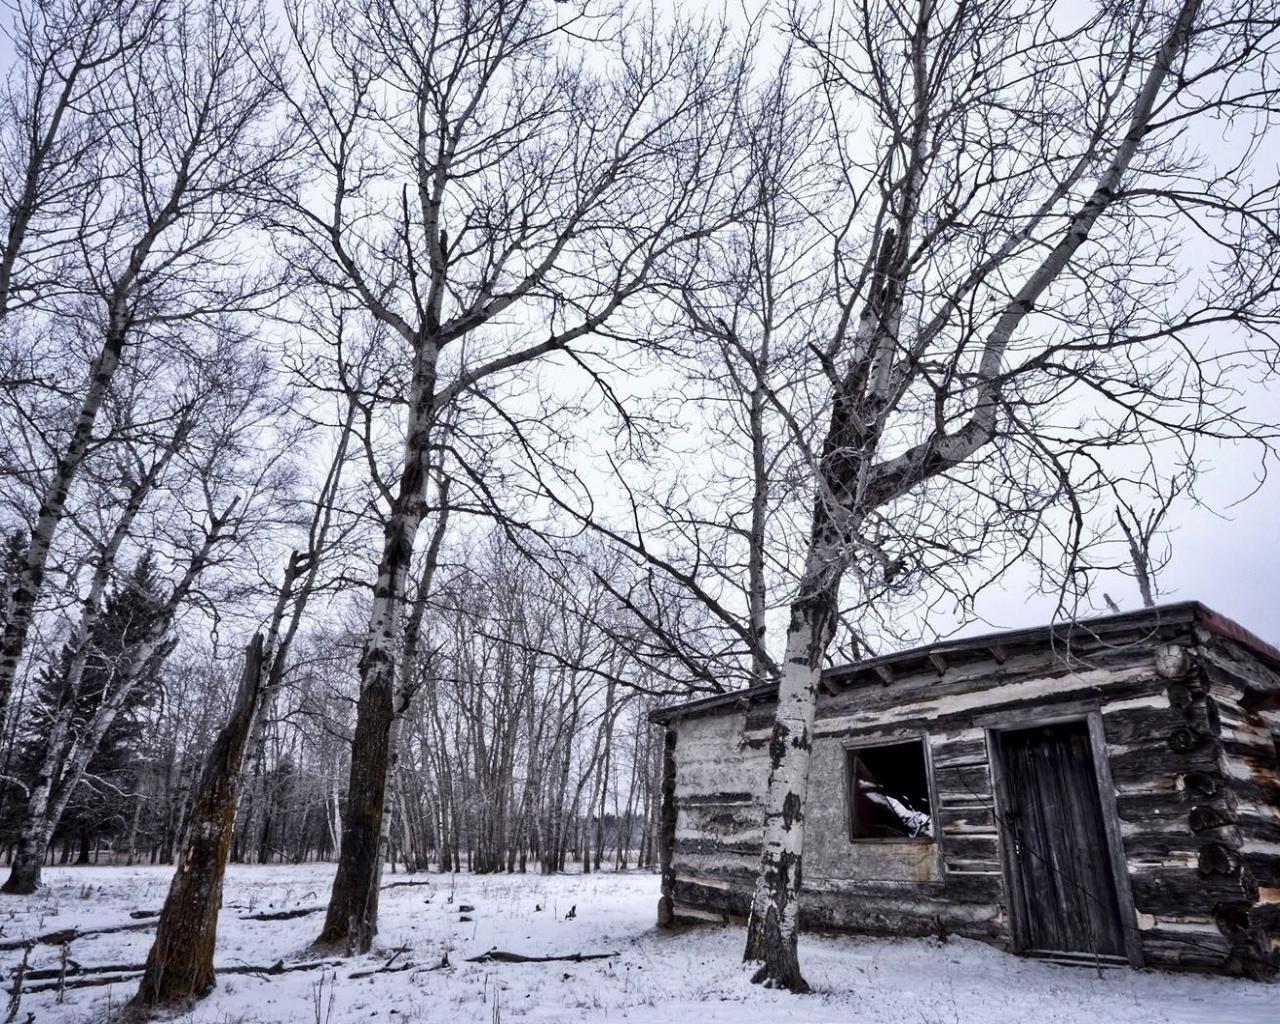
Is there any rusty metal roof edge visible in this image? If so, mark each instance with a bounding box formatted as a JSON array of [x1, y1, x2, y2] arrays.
[[646, 600, 1269, 726]]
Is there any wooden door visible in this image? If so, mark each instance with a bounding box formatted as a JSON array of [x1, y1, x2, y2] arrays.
[[996, 720, 1127, 958]]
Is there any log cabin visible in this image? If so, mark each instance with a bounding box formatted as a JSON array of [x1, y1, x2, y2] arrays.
[[650, 602, 1280, 978]]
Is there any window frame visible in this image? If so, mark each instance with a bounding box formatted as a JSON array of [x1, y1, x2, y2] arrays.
[[842, 733, 938, 844]]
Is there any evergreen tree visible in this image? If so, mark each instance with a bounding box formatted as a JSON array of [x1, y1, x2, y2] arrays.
[[0, 554, 168, 854]]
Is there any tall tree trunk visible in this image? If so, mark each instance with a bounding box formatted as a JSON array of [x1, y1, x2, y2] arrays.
[[0, 428, 185, 894], [0, 167, 187, 723], [1, 712, 72, 893], [0, 321, 128, 721], [320, 429, 443, 951], [741, 536, 844, 991], [319, 531, 416, 944], [130, 635, 264, 1010]]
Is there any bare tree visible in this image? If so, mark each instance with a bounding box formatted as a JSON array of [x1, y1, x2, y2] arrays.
[[130, 402, 355, 1011], [731, 0, 1280, 990], [1111, 468, 1195, 608], [0, 0, 162, 319], [2, 331, 291, 894], [0, 0, 281, 724], [268, 0, 748, 952]]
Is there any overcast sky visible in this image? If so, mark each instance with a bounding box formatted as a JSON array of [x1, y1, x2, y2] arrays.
[[3, 0, 1276, 653]]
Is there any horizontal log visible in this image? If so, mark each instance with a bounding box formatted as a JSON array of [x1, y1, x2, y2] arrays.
[[1101, 705, 1191, 746], [0, 919, 155, 951], [1109, 743, 1220, 781], [674, 838, 760, 858], [929, 734, 988, 768], [937, 804, 996, 833], [1114, 790, 1197, 823], [1139, 932, 1230, 972], [940, 835, 1000, 863], [932, 764, 992, 801], [1129, 866, 1258, 912], [466, 949, 619, 965]]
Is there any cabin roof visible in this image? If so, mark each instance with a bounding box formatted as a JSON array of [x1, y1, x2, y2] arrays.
[[648, 600, 1280, 725]]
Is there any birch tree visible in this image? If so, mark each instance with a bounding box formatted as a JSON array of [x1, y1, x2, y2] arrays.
[[269, 0, 748, 952], [737, 0, 1280, 990], [1, 337, 291, 894], [0, 0, 162, 320], [0, 0, 281, 724]]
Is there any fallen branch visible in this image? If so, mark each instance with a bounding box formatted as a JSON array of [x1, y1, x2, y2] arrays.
[[12, 973, 140, 996], [220, 958, 344, 979], [238, 905, 325, 921], [380, 879, 432, 891], [0, 921, 154, 952], [9, 958, 345, 996], [25, 962, 140, 981], [348, 961, 415, 979], [465, 949, 619, 965], [349, 952, 450, 979]]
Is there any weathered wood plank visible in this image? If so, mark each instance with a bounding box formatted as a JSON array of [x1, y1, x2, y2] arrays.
[[937, 804, 996, 833]]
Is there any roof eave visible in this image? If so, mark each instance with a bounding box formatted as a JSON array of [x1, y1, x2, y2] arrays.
[[649, 600, 1216, 725]]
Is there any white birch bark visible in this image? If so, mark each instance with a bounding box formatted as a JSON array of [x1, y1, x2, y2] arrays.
[[2, 503, 231, 893], [743, 0, 1204, 990]]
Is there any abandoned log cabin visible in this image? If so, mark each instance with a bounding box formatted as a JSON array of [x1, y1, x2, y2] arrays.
[[650, 602, 1280, 979]]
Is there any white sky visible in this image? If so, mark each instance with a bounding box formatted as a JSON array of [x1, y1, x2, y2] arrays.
[[3, 0, 1278, 656]]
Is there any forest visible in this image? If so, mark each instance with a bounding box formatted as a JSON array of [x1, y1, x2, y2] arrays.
[[0, 0, 1279, 1020]]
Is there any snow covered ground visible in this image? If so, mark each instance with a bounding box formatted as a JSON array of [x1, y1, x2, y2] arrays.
[[1, 864, 1273, 1023]]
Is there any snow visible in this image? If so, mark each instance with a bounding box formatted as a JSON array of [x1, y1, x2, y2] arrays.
[[2, 864, 1273, 1023]]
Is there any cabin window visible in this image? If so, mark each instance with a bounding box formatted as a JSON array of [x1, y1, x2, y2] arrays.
[[846, 739, 934, 840]]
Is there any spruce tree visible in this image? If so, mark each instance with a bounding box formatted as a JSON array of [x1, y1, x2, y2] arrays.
[[0, 554, 168, 854]]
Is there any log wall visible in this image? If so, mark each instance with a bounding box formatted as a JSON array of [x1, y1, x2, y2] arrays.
[[661, 617, 1280, 978]]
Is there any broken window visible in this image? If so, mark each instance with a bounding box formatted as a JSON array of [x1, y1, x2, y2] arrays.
[[847, 739, 934, 840]]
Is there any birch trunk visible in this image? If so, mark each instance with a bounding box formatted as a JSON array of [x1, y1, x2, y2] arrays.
[[2, 422, 185, 892], [741, 536, 842, 991], [3, 631, 174, 892], [740, 0, 1202, 991], [1, 713, 71, 893], [2, 504, 229, 893], [0, 319, 129, 721], [0, 147, 190, 723], [319, 345, 438, 952]]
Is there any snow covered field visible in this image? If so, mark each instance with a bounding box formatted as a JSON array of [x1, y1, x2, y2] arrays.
[[1, 864, 1273, 1023]]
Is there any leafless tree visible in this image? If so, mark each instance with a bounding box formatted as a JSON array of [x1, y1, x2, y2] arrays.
[[1109, 468, 1196, 608], [0, 0, 282, 725], [2, 333, 292, 894], [729, 0, 1280, 990], [267, 0, 749, 952], [0, 0, 163, 319], [130, 400, 356, 1011]]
